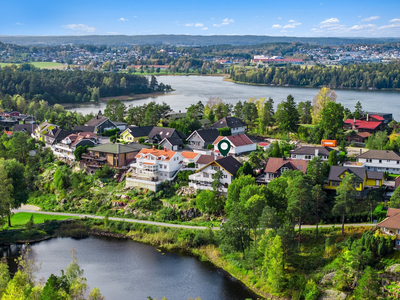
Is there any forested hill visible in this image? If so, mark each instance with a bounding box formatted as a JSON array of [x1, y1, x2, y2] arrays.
[[0, 64, 168, 105], [1, 35, 400, 46], [230, 63, 400, 90]]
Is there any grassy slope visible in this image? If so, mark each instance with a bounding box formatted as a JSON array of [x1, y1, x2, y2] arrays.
[[0, 62, 64, 69], [6, 212, 77, 229]]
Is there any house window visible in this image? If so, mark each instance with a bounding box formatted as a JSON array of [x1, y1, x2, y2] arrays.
[[379, 160, 382, 163], [397, 161, 399, 164], [397, 240, 400, 246], [387, 160, 391, 162], [397, 230, 400, 234], [223, 175, 227, 179], [292, 155, 296, 158], [203, 172, 209, 178], [164, 165, 167, 169]]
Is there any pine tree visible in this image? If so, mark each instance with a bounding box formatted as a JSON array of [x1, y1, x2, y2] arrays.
[[262, 235, 285, 293]]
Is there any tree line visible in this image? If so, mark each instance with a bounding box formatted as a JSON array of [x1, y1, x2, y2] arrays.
[[0, 64, 170, 105], [230, 63, 400, 89]]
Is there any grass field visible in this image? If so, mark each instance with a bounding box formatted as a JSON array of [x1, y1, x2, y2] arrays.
[[0, 62, 65, 69], [5, 212, 77, 229]]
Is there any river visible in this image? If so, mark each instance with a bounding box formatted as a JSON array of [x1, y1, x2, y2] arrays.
[[1, 236, 258, 300], [68, 75, 400, 120]]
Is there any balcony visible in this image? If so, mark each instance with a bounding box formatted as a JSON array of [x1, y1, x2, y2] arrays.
[[189, 174, 213, 182]]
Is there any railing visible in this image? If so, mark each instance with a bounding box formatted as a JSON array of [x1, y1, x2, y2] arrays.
[[129, 174, 159, 181]]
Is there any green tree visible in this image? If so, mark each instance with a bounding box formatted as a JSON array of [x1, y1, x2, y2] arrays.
[[279, 94, 299, 133], [233, 101, 243, 119], [196, 190, 222, 215], [242, 101, 258, 130], [311, 184, 326, 239], [390, 187, 400, 208], [354, 101, 364, 120], [0, 162, 13, 226], [353, 266, 379, 300], [104, 99, 126, 122], [333, 173, 357, 235], [298, 101, 312, 124], [226, 175, 255, 213], [328, 150, 338, 166], [319, 102, 344, 139], [262, 235, 285, 293], [286, 175, 312, 250], [307, 156, 325, 185], [236, 162, 254, 177], [312, 87, 337, 124], [269, 141, 281, 158]]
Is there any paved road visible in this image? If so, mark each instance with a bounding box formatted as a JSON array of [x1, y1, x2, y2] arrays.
[[15, 205, 376, 230]]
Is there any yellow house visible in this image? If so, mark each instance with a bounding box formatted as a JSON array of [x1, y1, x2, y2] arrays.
[[120, 125, 154, 143], [33, 122, 57, 142], [324, 166, 383, 191]]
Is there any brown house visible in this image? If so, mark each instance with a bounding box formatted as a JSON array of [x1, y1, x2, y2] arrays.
[[346, 132, 371, 145], [82, 143, 151, 169], [257, 157, 308, 183], [377, 208, 400, 249]]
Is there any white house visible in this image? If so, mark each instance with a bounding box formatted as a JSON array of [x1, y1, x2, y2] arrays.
[[52, 132, 98, 161], [126, 146, 184, 191], [354, 150, 400, 174], [189, 156, 243, 193], [213, 134, 256, 157], [290, 146, 334, 161]]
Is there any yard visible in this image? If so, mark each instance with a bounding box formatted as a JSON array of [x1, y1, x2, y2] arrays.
[[4, 212, 77, 230]]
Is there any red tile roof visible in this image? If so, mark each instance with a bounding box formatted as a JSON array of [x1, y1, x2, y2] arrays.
[[371, 115, 385, 121], [344, 119, 382, 130], [258, 142, 270, 147]]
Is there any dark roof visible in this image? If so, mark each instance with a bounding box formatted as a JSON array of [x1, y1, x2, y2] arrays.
[[13, 124, 38, 134], [357, 150, 400, 161], [148, 127, 187, 140], [125, 125, 155, 137], [265, 157, 308, 174], [328, 166, 366, 182], [113, 121, 127, 126], [187, 129, 220, 143], [90, 143, 151, 154], [160, 137, 183, 146], [85, 116, 111, 127], [211, 116, 246, 129], [213, 134, 254, 147], [44, 129, 79, 143], [291, 146, 334, 156], [215, 156, 243, 176], [74, 125, 96, 132], [196, 154, 215, 165], [367, 171, 384, 180]]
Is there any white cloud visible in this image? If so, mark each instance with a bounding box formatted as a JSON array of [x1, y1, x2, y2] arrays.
[[389, 18, 400, 23], [379, 23, 400, 29], [272, 24, 282, 28], [16, 22, 23, 25], [185, 23, 194, 27], [283, 24, 296, 29], [118, 18, 128, 21], [61, 24, 95, 32], [288, 19, 296, 23], [222, 18, 234, 23], [185, 22, 204, 27], [320, 18, 340, 27], [213, 18, 234, 27], [349, 24, 376, 30], [311, 28, 323, 32], [195, 23, 204, 27], [291, 22, 302, 26], [361, 16, 380, 22], [278, 17, 282, 19], [201, 27, 208, 30], [213, 24, 220, 27]]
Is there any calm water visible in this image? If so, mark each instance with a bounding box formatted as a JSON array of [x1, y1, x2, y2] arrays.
[[1, 236, 258, 300], [69, 76, 400, 119]]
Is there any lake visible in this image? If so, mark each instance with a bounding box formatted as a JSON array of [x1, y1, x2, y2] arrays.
[[1, 236, 258, 300], [69, 75, 400, 120]]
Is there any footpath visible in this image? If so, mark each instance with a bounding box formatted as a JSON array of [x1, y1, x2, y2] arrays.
[[15, 205, 375, 230]]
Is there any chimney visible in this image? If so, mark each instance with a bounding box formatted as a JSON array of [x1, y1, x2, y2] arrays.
[[367, 113, 369, 122], [315, 148, 319, 158], [179, 110, 181, 113], [152, 145, 155, 150], [164, 147, 167, 151]]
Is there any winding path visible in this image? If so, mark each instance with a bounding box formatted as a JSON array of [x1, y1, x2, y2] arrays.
[[15, 205, 376, 230]]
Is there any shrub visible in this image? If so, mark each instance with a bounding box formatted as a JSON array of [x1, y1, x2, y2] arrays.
[[207, 144, 214, 150], [138, 137, 145, 143], [218, 127, 231, 136], [103, 128, 119, 137]]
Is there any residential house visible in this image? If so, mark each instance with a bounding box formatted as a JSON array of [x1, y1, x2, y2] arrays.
[[324, 166, 383, 192], [346, 132, 371, 145], [258, 142, 271, 151], [147, 127, 186, 150], [1, 111, 20, 117], [13, 124, 38, 135], [195, 154, 215, 169], [33, 122, 58, 141], [81, 143, 151, 169], [121, 125, 155, 143], [211, 116, 246, 136], [365, 112, 393, 124], [189, 156, 242, 193], [84, 115, 117, 134], [126, 147, 185, 191], [165, 111, 203, 123], [113, 121, 127, 131], [186, 129, 220, 150], [213, 134, 256, 157], [0, 118, 19, 131], [180, 151, 201, 167], [344, 115, 384, 134], [376, 208, 400, 249], [44, 129, 79, 147], [53, 132, 98, 161], [257, 157, 308, 183], [290, 146, 334, 161], [356, 150, 400, 174]]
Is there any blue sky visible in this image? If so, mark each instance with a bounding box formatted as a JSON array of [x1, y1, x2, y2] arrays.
[[1, 0, 400, 37]]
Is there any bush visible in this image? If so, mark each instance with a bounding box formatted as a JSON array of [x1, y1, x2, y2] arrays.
[[103, 128, 119, 137], [187, 162, 195, 168], [138, 137, 145, 143], [207, 144, 214, 150], [218, 127, 231, 136]]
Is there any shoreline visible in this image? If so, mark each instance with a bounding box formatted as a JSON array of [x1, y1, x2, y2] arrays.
[[227, 78, 400, 92]]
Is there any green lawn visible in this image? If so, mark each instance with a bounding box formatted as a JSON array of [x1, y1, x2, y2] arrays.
[[0, 62, 64, 69], [5, 212, 77, 229]]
